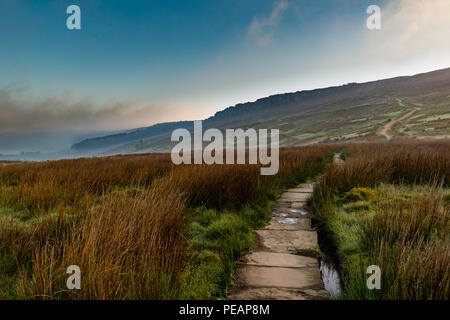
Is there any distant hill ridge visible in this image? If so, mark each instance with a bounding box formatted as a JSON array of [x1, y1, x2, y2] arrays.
[[72, 121, 193, 151], [71, 67, 450, 153]]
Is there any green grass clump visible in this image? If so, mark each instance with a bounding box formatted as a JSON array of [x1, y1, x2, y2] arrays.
[[313, 183, 449, 300], [341, 187, 376, 203], [182, 209, 255, 299], [180, 200, 276, 299], [310, 142, 450, 300]]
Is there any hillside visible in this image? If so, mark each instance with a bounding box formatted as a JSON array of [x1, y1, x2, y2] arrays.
[[72, 68, 450, 155], [72, 121, 193, 152]]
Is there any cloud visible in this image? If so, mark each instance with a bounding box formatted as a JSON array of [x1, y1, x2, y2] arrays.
[[365, 0, 450, 59], [247, 0, 290, 46], [0, 86, 210, 152], [0, 87, 205, 133]]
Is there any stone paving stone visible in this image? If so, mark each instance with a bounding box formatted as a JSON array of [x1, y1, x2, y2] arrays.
[[297, 183, 314, 190], [291, 202, 307, 209], [242, 252, 318, 268], [274, 203, 291, 209], [266, 217, 311, 231], [233, 265, 323, 289], [287, 188, 314, 193], [228, 287, 329, 300], [272, 208, 310, 218], [279, 192, 311, 201], [256, 230, 319, 253]]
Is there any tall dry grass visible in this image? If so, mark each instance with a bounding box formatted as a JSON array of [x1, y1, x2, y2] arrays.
[[0, 146, 331, 299], [0, 154, 174, 213], [311, 140, 450, 300], [20, 184, 186, 300], [318, 141, 449, 197]]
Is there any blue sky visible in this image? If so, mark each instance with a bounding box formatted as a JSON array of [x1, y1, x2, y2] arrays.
[[1, 0, 449, 137]]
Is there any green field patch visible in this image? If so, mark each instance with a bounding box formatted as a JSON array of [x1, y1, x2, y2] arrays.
[[418, 134, 450, 139], [419, 113, 450, 121], [383, 111, 403, 118], [339, 132, 367, 139], [302, 136, 328, 145], [350, 118, 368, 123], [293, 133, 317, 140]]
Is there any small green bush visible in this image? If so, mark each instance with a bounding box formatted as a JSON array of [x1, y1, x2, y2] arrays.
[[341, 187, 376, 203]]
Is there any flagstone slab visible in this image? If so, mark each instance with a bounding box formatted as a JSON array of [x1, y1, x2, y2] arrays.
[[279, 193, 311, 201], [256, 230, 318, 253], [266, 217, 311, 231], [232, 265, 323, 289], [287, 188, 314, 193], [272, 208, 310, 218], [286, 208, 310, 216], [272, 211, 303, 219], [242, 252, 318, 268], [291, 202, 307, 209], [297, 183, 315, 190], [228, 287, 329, 300], [274, 203, 291, 209]]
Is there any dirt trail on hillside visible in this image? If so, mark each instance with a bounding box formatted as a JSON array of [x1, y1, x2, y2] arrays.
[[379, 98, 421, 141]]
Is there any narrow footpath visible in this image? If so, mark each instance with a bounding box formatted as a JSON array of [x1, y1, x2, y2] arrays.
[[379, 98, 422, 141], [228, 183, 329, 300]]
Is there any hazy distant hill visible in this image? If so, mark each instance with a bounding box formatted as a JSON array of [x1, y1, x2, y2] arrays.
[[72, 121, 193, 152], [72, 68, 450, 155]]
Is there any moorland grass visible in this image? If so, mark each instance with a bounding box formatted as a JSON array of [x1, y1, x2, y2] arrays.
[[310, 141, 450, 300], [0, 146, 331, 299]]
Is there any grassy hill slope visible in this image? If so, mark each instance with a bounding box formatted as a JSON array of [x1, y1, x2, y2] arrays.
[[72, 68, 450, 155]]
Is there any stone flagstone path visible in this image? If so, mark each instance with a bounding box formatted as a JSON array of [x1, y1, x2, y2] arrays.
[[228, 183, 329, 300]]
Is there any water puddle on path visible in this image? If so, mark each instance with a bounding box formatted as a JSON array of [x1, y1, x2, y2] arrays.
[[278, 218, 299, 224], [287, 208, 309, 216], [319, 258, 341, 298]]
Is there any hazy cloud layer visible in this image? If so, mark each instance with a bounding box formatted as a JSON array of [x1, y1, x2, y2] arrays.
[[247, 0, 290, 46], [365, 0, 450, 60], [0, 87, 205, 132], [0, 87, 208, 153]]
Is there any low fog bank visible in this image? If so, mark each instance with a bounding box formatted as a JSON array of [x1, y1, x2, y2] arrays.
[[0, 129, 120, 161]]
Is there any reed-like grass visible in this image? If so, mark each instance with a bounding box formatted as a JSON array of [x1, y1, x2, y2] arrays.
[[0, 146, 331, 299], [310, 140, 450, 300]]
